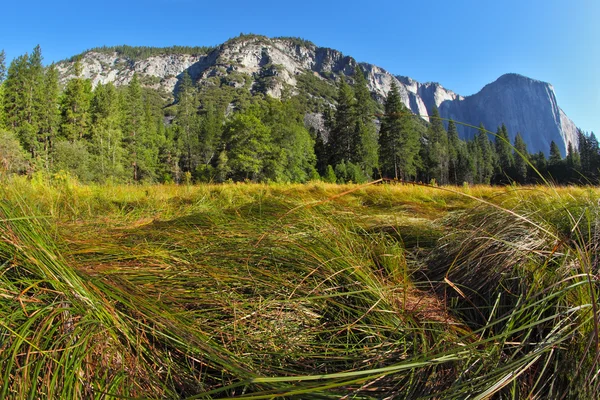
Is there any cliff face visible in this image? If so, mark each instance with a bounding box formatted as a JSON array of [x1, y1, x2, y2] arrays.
[[56, 35, 578, 155], [436, 74, 578, 156]]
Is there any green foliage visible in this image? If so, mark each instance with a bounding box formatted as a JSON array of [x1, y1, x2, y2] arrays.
[[51, 140, 93, 181], [327, 77, 359, 167], [0, 130, 29, 174], [222, 111, 272, 181], [422, 107, 450, 184], [274, 36, 316, 48], [353, 66, 379, 179], [513, 132, 528, 183], [378, 81, 419, 180], [68, 44, 217, 62], [295, 71, 338, 111], [60, 62, 92, 143], [0, 49, 6, 83]]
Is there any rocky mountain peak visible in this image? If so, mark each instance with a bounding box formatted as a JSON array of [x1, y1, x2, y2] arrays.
[[55, 35, 579, 155]]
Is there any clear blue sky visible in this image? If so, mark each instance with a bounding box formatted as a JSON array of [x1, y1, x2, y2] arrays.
[[2, 0, 598, 134]]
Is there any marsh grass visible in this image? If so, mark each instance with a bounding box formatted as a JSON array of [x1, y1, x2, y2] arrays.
[[1, 175, 599, 398]]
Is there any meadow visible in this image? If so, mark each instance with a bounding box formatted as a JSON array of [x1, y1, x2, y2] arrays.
[[1, 176, 599, 399]]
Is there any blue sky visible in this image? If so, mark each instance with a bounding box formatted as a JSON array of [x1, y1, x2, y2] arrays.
[[2, 0, 598, 134]]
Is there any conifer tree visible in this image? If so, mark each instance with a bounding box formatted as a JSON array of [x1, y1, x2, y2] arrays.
[[423, 107, 449, 184], [175, 71, 200, 174], [513, 133, 528, 183], [378, 81, 418, 180], [0, 50, 6, 83], [38, 64, 60, 169], [494, 123, 514, 183], [90, 82, 125, 179], [122, 73, 145, 181], [327, 77, 358, 167], [197, 101, 223, 178], [0, 50, 6, 128], [352, 66, 378, 179], [3, 47, 46, 158], [549, 141, 562, 165], [447, 119, 460, 184], [474, 124, 494, 184], [222, 111, 272, 181], [60, 61, 92, 142]]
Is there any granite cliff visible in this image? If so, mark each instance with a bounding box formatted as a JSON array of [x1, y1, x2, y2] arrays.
[[57, 35, 578, 155]]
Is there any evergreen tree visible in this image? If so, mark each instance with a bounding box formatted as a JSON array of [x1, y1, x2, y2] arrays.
[[378, 81, 419, 180], [513, 133, 528, 183], [122, 73, 145, 181], [577, 130, 599, 181], [529, 151, 547, 182], [423, 107, 449, 184], [0, 50, 6, 83], [549, 141, 562, 165], [494, 124, 514, 183], [60, 61, 92, 142], [175, 71, 200, 174], [474, 124, 494, 184], [261, 98, 317, 182], [196, 101, 223, 179], [548, 140, 565, 182], [0, 50, 5, 128], [565, 141, 581, 182], [327, 77, 358, 167], [446, 119, 459, 184], [3, 47, 46, 158], [90, 82, 125, 180], [222, 111, 272, 181], [352, 66, 378, 179], [38, 64, 60, 170]]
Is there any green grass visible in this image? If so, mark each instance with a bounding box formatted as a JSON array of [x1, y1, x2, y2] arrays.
[[1, 176, 599, 398]]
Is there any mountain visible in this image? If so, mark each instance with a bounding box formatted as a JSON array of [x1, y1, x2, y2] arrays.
[[56, 34, 578, 155]]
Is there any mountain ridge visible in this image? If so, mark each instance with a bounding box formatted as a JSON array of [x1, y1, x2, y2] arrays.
[[55, 34, 578, 155]]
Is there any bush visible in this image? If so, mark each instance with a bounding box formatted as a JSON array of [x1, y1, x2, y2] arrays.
[[0, 130, 29, 175]]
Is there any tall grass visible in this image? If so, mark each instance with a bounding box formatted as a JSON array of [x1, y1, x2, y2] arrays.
[[1, 175, 599, 398]]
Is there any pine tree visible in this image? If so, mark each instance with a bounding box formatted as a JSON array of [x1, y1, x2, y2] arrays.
[[494, 123, 514, 183], [548, 140, 565, 182], [565, 141, 581, 182], [0, 50, 6, 83], [0, 50, 6, 128], [175, 71, 200, 174], [90, 82, 125, 180], [423, 107, 449, 184], [327, 77, 358, 167], [352, 66, 378, 179], [60, 61, 92, 142], [513, 133, 528, 183], [222, 111, 272, 181], [197, 101, 223, 178], [122, 73, 145, 181], [3, 47, 46, 158], [378, 81, 418, 180], [474, 124, 494, 184], [447, 119, 460, 184], [549, 141, 562, 165], [38, 64, 60, 169]]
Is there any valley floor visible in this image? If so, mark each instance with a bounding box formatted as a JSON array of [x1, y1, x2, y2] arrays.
[[1, 179, 599, 398]]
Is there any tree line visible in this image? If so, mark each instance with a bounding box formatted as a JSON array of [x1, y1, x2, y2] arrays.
[[0, 46, 598, 185]]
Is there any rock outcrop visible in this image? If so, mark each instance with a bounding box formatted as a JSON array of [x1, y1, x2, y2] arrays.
[[56, 35, 578, 155]]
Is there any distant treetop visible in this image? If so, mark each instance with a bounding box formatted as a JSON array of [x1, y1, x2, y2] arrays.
[[67, 44, 217, 62]]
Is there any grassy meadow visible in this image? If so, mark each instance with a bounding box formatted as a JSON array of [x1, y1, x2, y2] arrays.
[[1, 176, 600, 399]]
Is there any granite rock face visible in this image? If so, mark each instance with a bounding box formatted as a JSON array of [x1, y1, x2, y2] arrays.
[[435, 74, 578, 156], [56, 36, 578, 154]]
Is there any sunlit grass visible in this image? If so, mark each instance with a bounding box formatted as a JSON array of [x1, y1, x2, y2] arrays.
[[1, 176, 599, 398]]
